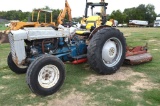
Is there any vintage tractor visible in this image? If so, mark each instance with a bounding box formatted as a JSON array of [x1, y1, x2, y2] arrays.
[[8, 26, 126, 96], [7, 0, 152, 96]]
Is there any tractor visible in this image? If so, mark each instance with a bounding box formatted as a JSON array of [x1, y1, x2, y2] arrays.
[[7, 0, 152, 96]]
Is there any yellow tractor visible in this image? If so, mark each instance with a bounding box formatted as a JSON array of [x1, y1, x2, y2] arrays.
[[76, 0, 152, 65]]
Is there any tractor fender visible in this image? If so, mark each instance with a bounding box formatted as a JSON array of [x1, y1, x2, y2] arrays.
[[88, 25, 110, 40]]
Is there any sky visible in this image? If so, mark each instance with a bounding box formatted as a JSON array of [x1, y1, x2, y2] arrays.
[[0, 0, 159, 17]]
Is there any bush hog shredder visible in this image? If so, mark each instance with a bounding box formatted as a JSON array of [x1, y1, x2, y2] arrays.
[[7, 0, 152, 96], [125, 45, 152, 65]]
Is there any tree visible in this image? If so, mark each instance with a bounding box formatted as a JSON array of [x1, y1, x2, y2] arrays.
[[122, 4, 157, 24], [123, 7, 137, 23], [109, 10, 124, 23], [136, 4, 146, 20], [145, 4, 157, 23]]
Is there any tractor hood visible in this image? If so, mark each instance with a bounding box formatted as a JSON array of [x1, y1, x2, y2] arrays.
[[10, 27, 70, 41]]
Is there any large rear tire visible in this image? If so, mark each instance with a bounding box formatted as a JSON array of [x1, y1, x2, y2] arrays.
[[26, 54, 65, 96], [87, 28, 126, 75], [7, 53, 27, 74]]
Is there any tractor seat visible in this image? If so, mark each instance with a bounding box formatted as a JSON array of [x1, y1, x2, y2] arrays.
[[76, 30, 90, 36]]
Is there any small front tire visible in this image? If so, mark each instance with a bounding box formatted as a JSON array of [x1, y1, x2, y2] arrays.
[[26, 54, 65, 96]]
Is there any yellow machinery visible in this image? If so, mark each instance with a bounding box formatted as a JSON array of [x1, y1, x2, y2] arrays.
[[6, 0, 72, 31], [76, 0, 152, 65], [57, 0, 72, 25], [79, 0, 114, 29], [8, 9, 55, 30], [4, 0, 71, 30]]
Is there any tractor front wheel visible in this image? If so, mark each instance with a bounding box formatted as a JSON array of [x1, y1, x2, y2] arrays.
[[87, 28, 126, 75], [26, 54, 65, 96]]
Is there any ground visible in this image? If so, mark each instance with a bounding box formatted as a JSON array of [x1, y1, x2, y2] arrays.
[[0, 28, 160, 106]]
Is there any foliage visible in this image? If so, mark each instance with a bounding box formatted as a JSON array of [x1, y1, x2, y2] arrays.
[[0, 10, 31, 21], [109, 10, 124, 23], [0, 7, 63, 23], [109, 4, 157, 24]]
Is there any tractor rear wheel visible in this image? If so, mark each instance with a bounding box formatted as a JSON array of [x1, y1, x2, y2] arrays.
[[26, 54, 65, 96], [87, 27, 126, 75]]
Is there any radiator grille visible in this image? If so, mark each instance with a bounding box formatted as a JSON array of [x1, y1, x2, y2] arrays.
[[8, 34, 16, 60]]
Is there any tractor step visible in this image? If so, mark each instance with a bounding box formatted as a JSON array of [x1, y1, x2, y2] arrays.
[[124, 53, 152, 65]]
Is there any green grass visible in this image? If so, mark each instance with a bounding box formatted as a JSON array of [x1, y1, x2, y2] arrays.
[[0, 28, 160, 106], [119, 28, 160, 83], [143, 89, 160, 105], [0, 23, 7, 30]]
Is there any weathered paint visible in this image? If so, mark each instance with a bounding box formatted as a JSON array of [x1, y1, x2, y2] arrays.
[[8, 27, 71, 66]]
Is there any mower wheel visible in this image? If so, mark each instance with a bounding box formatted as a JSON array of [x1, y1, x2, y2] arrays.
[[7, 53, 27, 74], [87, 27, 126, 75], [26, 54, 65, 96]]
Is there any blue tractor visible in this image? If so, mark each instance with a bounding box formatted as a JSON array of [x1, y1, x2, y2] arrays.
[[7, 0, 127, 96]]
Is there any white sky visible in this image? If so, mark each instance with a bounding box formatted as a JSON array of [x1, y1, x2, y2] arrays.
[[0, 0, 159, 17]]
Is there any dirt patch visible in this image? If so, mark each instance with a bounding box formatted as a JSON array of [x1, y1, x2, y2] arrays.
[[29, 93, 37, 98], [124, 33, 131, 37], [0, 85, 7, 90], [152, 49, 159, 51], [16, 94, 24, 100], [2, 75, 18, 79], [148, 39, 157, 42], [128, 78, 158, 92], [110, 97, 121, 102], [83, 66, 145, 85], [83, 66, 159, 93], [45, 90, 90, 106]]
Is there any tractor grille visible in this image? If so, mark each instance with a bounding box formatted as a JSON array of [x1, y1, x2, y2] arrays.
[[8, 34, 16, 61]]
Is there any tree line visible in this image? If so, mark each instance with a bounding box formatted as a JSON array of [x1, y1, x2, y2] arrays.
[[0, 4, 159, 24], [109, 4, 158, 24], [0, 9, 61, 23]]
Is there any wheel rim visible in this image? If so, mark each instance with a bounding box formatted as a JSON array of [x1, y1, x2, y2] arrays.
[[102, 37, 123, 67], [38, 65, 60, 88]]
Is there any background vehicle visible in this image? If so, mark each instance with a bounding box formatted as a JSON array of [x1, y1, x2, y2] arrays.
[[154, 17, 160, 27], [128, 20, 148, 27]]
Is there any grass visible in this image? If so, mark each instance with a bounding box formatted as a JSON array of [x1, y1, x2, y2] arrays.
[[0, 23, 7, 30], [0, 28, 160, 106], [120, 28, 160, 84], [143, 89, 160, 105]]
